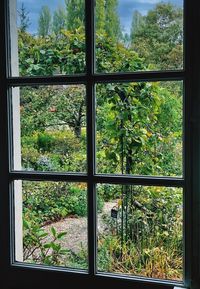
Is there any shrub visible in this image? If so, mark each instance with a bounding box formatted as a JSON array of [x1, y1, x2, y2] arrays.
[[23, 182, 88, 224], [23, 213, 68, 265]]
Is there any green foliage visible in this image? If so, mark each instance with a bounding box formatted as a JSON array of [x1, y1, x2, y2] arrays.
[[98, 186, 182, 280], [105, 0, 122, 40], [20, 86, 55, 135], [18, 29, 85, 76], [18, 2, 183, 277], [53, 6, 67, 37], [95, 0, 122, 40], [23, 182, 88, 223], [96, 0, 106, 32], [23, 214, 68, 265], [130, 10, 143, 43], [21, 129, 86, 172], [97, 82, 161, 174], [98, 184, 120, 202], [65, 0, 85, 31], [131, 3, 183, 70], [64, 245, 88, 269], [96, 32, 145, 73], [97, 81, 182, 176], [37, 133, 55, 152], [98, 235, 182, 279], [38, 6, 52, 37], [20, 85, 86, 138]]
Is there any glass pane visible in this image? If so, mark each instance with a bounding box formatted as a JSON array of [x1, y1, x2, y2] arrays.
[[12, 85, 87, 172], [11, 0, 85, 76], [95, 0, 183, 72], [97, 184, 183, 281], [14, 181, 88, 270], [96, 81, 183, 177]]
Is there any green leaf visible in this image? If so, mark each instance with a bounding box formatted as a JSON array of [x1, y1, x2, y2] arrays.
[[23, 219, 30, 229], [43, 243, 52, 249], [38, 231, 48, 238], [57, 232, 67, 239], [51, 227, 56, 237]]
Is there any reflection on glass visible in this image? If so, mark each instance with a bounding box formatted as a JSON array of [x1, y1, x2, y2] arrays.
[[95, 0, 183, 72], [15, 181, 88, 269], [96, 81, 183, 176], [13, 85, 86, 172], [14, 0, 85, 76], [97, 184, 183, 280]]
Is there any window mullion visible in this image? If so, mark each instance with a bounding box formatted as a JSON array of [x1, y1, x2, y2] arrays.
[[94, 71, 185, 83], [93, 175, 184, 187], [7, 75, 87, 87]]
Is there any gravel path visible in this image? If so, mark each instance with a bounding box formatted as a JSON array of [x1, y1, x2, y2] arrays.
[[44, 200, 118, 254]]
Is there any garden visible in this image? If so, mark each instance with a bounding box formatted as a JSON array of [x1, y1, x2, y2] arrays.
[[17, 0, 183, 281]]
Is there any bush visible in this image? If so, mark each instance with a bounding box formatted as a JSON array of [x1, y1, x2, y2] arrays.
[[23, 213, 68, 265], [23, 182, 88, 224], [97, 185, 182, 280], [21, 130, 87, 172], [37, 133, 55, 152]]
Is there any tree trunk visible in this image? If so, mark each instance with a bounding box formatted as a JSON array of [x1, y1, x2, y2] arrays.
[[74, 123, 81, 139]]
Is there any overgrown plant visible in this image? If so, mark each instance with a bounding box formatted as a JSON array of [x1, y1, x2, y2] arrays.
[[23, 217, 68, 266]]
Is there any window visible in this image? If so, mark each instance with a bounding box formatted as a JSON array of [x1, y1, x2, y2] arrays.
[[0, 0, 199, 289]]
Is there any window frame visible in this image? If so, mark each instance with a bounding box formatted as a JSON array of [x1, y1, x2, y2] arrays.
[[0, 0, 199, 288]]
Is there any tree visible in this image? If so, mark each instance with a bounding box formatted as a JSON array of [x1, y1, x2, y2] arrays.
[[18, 24, 182, 176], [54, 86, 86, 138], [18, 29, 86, 76], [97, 82, 162, 175], [96, 0, 106, 32], [105, 0, 122, 41], [95, 0, 122, 41], [20, 85, 86, 139], [18, 2, 31, 32], [64, 0, 122, 40], [65, 0, 85, 30], [38, 6, 52, 37], [130, 10, 143, 44], [53, 6, 67, 37], [131, 3, 183, 70], [20, 86, 55, 136]]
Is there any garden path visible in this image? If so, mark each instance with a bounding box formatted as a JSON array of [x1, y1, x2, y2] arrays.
[[44, 200, 117, 253]]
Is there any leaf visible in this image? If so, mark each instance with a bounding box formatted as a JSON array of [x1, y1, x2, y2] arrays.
[[147, 131, 152, 137], [51, 242, 59, 251], [43, 243, 52, 249], [118, 199, 122, 207], [57, 232, 67, 240], [38, 231, 48, 238], [51, 227, 56, 237], [23, 219, 30, 229], [59, 249, 68, 255]]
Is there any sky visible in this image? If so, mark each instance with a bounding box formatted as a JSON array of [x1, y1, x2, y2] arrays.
[[17, 0, 183, 35]]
